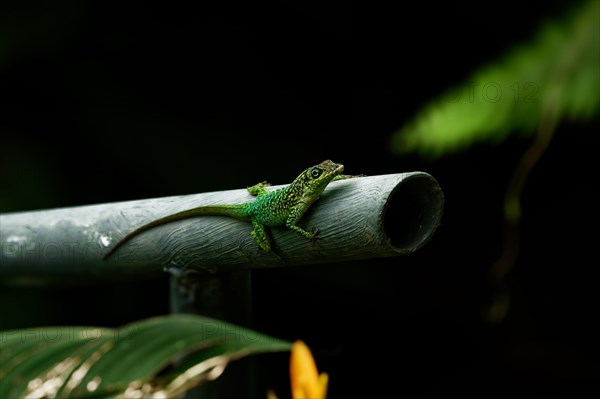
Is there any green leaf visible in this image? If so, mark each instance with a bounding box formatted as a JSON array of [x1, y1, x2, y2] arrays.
[[390, 0, 599, 158], [0, 315, 290, 398]]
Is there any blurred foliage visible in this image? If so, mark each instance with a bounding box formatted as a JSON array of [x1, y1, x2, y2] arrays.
[[391, 0, 599, 157], [0, 314, 290, 398]]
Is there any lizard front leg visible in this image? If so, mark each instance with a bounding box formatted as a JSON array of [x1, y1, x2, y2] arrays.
[[332, 174, 366, 181], [285, 203, 318, 240]]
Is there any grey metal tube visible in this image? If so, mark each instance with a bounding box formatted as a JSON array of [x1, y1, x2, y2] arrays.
[[0, 172, 443, 282]]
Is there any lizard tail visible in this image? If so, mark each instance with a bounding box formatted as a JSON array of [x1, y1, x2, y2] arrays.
[[102, 204, 249, 260]]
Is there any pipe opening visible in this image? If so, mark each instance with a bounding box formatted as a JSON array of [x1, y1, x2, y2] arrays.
[[383, 174, 443, 252]]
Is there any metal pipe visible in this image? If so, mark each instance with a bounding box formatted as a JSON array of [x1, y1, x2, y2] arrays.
[[0, 172, 443, 282]]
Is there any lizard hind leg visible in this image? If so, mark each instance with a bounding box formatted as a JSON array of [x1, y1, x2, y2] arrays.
[[250, 219, 272, 252], [247, 181, 271, 197]]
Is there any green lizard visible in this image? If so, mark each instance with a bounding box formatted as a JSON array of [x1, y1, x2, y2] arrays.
[[102, 159, 346, 259]]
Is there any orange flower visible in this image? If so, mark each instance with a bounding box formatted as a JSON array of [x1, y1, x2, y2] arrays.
[[289, 340, 328, 399]]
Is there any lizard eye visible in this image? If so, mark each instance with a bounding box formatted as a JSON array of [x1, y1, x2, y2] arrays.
[[310, 167, 323, 179]]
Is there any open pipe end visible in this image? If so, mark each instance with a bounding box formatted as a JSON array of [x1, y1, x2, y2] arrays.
[[383, 173, 444, 254]]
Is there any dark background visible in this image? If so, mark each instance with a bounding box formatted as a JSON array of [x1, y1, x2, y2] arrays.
[[1, 1, 598, 397]]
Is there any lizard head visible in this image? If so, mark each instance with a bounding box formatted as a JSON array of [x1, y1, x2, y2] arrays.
[[294, 160, 344, 197]]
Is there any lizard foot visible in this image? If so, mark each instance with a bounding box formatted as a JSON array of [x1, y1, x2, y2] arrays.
[[308, 226, 320, 243]]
